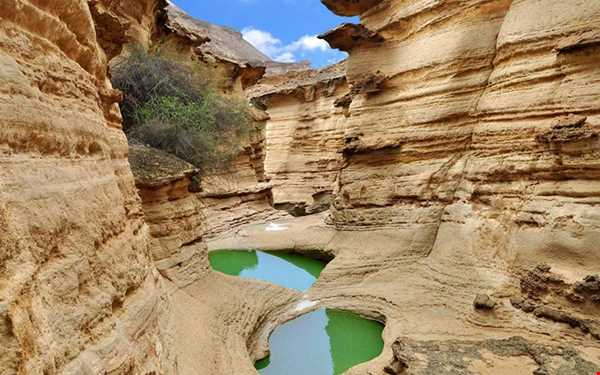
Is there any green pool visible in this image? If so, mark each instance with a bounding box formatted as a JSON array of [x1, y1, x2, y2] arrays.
[[256, 308, 384, 375], [209, 249, 325, 291], [209, 249, 385, 375]]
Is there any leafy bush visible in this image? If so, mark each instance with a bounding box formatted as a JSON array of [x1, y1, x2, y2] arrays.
[[111, 48, 250, 171]]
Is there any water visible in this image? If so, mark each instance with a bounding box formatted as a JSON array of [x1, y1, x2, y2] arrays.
[[256, 308, 384, 375], [209, 250, 325, 291], [209, 249, 385, 375]]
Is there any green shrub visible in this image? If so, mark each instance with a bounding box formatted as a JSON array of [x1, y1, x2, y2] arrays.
[[111, 48, 250, 171]]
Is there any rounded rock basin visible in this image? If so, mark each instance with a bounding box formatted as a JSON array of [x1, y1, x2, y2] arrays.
[[209, 249, 385, 374]]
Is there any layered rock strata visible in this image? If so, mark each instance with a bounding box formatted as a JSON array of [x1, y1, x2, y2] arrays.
[[4, 0, 600, 374], [319, 0, 600, 263], [215, 0, 600, 373], [162, 1, 308, 92], [88, 0, 167, 60], [0, 1, 175, 373], [129, 144, 206, 287], [129, 145, 299, 375], [249, 63, 350, 215]]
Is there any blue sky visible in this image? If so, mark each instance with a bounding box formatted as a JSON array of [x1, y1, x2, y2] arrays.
[[171, 0, 356, 67]]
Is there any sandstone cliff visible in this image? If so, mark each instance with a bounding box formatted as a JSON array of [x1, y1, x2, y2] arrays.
[[161, 1, 307, 92], [88, 0, 166, 60], [129, 144, 206, 287], [0, 1, 175, 373], [249, 63, 350, 215], [0, 2, 302, 374], [213, 0, 600, 374], [319, 0, 600, 266], [322, 0, 600, 373], [3, 0, 600, 374]]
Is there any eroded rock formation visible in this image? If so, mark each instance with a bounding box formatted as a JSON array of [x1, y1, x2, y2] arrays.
[[3, 0, 600, 374], [0, 1, 175, 373], [88, 0, 167, 60], [215, 0, 600, 374], [249, 63, 350, 215], [129, 144, 207, 287], [162, 1, 308, 92], [322, 1, 600, 267]]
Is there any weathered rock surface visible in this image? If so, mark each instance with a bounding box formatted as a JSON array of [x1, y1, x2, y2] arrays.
[[88, 0, 167, 60], [212, 0, 600, 373], [3, 0, 600, 374], [129, 145, 299, 375], [162, 1, 307, 92], [0, 2, 297, 375], [0, 1, 175, 373], [249, 63, 350, 215], [130, 144, 207, 287], [327, 1, 600, 271]]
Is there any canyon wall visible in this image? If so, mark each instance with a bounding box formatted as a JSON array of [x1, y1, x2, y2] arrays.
[[0, 1, 175, 373], [0, 2, 300, 374], [88, 0, 166, 60], [216, 1, 600, 373], [319, 0, 600, 267], [249, 64, 350, 215], [2, 0, 599, 374], [159, 2, 298, 237], [129, 144, 207, 287], [309, 0, 600, 372]]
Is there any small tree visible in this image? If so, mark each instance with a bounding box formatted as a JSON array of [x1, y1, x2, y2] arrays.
[[111, 48, 250, 171]]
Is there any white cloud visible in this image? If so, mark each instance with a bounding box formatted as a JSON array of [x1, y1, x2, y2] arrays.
[[274, 52, 296, 63], [242, 27, 337, 64], [241, 27, 282, 58], [286, 35, 330, 52]]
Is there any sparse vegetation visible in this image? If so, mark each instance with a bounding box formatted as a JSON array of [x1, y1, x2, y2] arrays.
[[111, 48, 250, 171]]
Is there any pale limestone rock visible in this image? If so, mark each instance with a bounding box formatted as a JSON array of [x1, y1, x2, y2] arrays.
[[3, 0, 600, 374], [129, 145, 207, 288], [88, 0, 167, 59]]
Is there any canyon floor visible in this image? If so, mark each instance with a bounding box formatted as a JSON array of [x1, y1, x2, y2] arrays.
[[178, 212, 600, 375]]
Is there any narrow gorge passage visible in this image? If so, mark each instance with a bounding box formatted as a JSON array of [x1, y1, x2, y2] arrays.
[[209, 249, 385, 374], [2, 0, 600, 374]]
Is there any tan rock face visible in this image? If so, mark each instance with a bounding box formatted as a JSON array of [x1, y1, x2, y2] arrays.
[[328, 0, 600, 270], [129, 145, 207, 288], [250, 64, 350, 215], [162, 2, 307, 93], [209, 0, 600, 373], [321, 0, 384, 16], [89, 0, 166, 60], [0, 1, 175, 373]]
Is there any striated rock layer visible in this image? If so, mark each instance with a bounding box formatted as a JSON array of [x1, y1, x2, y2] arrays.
[[250, 63, 350, 215], [0, 2, 295, 375], [3, 0, 600, 374], [161, 1, 307, 93], [232, 0, 600, 373], [129, 144, 207, 287], [0, 1, 176, 373], [321, 0, 600, 266], [216, 0, 600, 374]]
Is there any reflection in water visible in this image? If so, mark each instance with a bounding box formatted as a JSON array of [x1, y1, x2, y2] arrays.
[[258, 309, 384, 375], [259, 309, 334, 375], [209, 250, 325, 291], [209, 250, 259, 276], [326, 310, 385, 374]]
